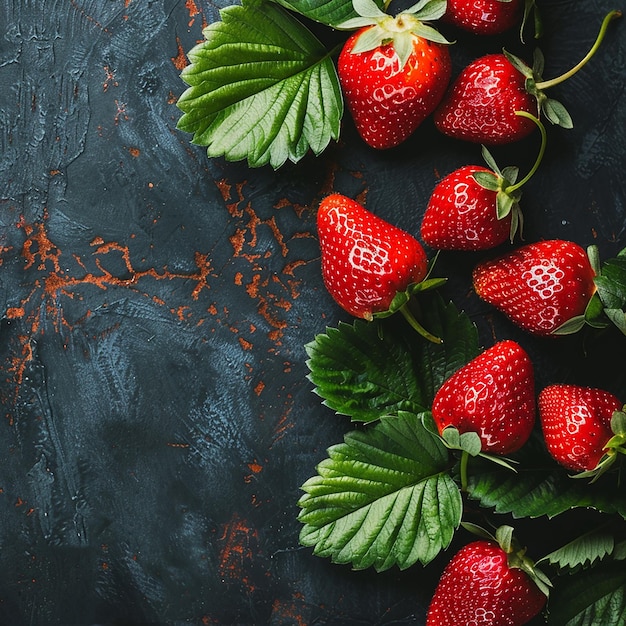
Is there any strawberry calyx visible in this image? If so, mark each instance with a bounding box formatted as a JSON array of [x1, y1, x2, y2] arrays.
[[504, 10, 621, 128], [520, 0, 542, 43], [556, 244, 626, 337], [571, 407, 626, 483], [336, 0, 452, 69], [472, 111, 546, 242], [373, 255, 448, 343], [462, 524, 553, 598], [436, 425, 518, 491]]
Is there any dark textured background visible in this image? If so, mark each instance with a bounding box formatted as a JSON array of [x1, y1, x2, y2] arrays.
[[0, 1, 624, 624]]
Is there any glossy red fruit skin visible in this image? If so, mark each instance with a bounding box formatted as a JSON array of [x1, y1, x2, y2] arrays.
[[317, 194, 428, 320], [473, 240, 597, 336], [421, 165, 511, 250], [443, 0, 523, 36], [426, 540, 547, 626], [431, 340, 535, 455], [433, 53, 537, 145], [338, 27, 452, 149], [538, 384, 622, 471]]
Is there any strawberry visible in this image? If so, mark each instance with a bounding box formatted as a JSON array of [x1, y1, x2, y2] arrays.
[[443, 0, 526, 36], [317, 193, 446, 340], [431, 340, 535, 455], [433, 10, 620, 144], [433, 52, 545, 145], [473, 240, 597, 336], [426, 526, 548, 626], [421, 163, 516, 250], [420, 124, 545, 251], [538, 384, 626, 477], [336, 0, 452, 149]]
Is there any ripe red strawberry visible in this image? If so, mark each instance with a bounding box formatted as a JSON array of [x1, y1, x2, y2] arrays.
[[431, 340, 535, 455], [336, 0, 452, 149], [473, 240, 597, 336], [434, 11, 620, 144], [317, 193, 429, 320], [426, 529, 548, 626], [443, 0, 525, 36], [538, 384, 626, 475], [421, 164, 516, 250], [433, 52, 540, 144], [420, 129, 546, 251]]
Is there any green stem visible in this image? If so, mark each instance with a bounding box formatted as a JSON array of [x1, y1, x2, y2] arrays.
[[460, 450, 469, 492], [399, 303, 442, 344], [536, 10, 622, 90], [504, 111, 547, 194]]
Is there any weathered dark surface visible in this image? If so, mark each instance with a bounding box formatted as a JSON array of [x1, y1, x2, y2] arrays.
[[0, 1, 624, 624]]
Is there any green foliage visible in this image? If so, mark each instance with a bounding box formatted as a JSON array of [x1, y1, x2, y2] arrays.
[[176, 0, 343, 169], [546, 561, 626, 625], [270, 0, 384, 27], [298, 412, 462, 571], [305, 293, 479, 422], [539, 529, 616, 572], [594, 247, 626, 335], [467, 439, 626, 520]]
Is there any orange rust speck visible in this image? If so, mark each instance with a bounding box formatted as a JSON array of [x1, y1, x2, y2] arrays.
[[238, 337, 253, 351], [247, 462, 263, 474], [253, 381, 265, 396], [6, 307, 25, 319], [217, 514, 258, 594], [128, 147, 141, 158], [171, 36, 188, 71]]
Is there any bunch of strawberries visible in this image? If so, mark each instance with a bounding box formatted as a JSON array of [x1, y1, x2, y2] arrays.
[[315, 1, 624, 623]]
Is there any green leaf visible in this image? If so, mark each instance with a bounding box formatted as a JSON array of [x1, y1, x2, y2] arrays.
[[467, 437, 626, 519], [546, 561, 626, 626], [584, 293, 611, 329], [539, 529, 615, 572], [542, 97, 573, 128], [298, 412, 462, 570], [176, 0, 342, 169], [496, 190, 515, 220], [305, 294, 479, 422], [604, 309, 626, 335], [473, 171, 500, 191], [406, 0, 448, 22], [595, 255, 626, 310], [279, 0, 385, 25]]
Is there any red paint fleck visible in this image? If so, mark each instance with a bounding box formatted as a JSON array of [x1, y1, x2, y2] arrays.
[[238, 337, 253, 351], [247, 462, 263, 474], [270, 595, 308, 626], [4, 218, 217, 393], [113, 99, 129, 125], [185, 0, 200, 27], [103, 65, 118, 92], [172, 36, 188, 71], [217, 514, 259, 593]]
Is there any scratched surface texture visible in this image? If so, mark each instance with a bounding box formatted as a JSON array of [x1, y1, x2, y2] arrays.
[[0, 0, 625, 624]]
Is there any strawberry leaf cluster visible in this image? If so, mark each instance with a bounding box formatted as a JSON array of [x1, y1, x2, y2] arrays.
[[176, 0, 346, 169], [174, 1, 625, 623], [299, 294, 626, 624]]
